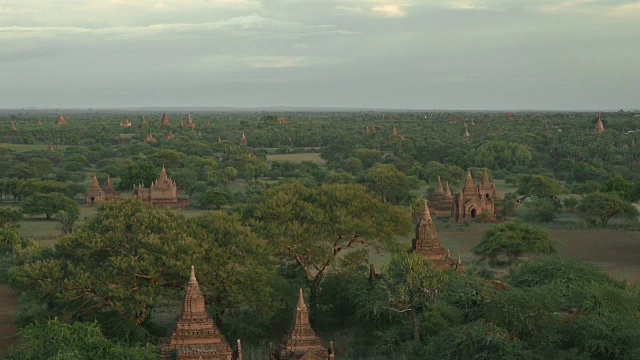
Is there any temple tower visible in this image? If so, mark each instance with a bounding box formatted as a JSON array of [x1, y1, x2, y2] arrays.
[[276, 289, 335, 360], [593, 113, 605, 134], [86, 174, 105, 204], [56, 114, 67, 125], [240, 133, 248, 146], [412, 201, 447, 261], [162, 111, 171, 126], [160, 266, 237, 360]]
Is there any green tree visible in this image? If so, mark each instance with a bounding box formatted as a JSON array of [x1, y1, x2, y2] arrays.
[[198, 187, 233, 209], [4, 318, 158, 360], [54, 208, 80, 235], [0, 206, 23, 227], [117, 162, 159, 191], [21, 192, 79, 220], [576, 192, 639, 226], [244, 180, 412, 288], [517, 175, 568, 197], [375, 253, 447, 344], [360, 164, 410, 203], [471, 221, 556, 262]]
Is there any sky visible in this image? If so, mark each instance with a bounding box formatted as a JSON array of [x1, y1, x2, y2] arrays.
[[0, 0, 639, 110]]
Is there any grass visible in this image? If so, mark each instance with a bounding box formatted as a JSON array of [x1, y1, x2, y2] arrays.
[[266, 153, 326, 165], [0, 143, 68, 152]]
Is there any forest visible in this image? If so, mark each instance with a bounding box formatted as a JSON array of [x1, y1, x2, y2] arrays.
[[1, 109, 640, 359]]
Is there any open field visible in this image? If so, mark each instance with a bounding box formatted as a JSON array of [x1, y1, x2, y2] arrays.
[[266, 153, 326, 165], [0, 143, 68, 152]]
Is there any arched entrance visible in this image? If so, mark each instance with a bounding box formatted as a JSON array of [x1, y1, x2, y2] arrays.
[[470, 208, 477, 219]]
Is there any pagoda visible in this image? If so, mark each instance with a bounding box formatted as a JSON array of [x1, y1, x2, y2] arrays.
[[48, 143, 55, 151], [132, 165, 179, 207], [120, 118, 132, 127], [145, 133, 157, 143], [240, 133, 248, 146], [86, 174, 104, 205], [103, 176, 120, 201], [463, 124, 471, 143], [11, 122, 16, 131], [412, 201, 462, 271], [273, 289, 335, 360], [162, 111, 171, 126], [166, 130, 174, 140], [593, 113, 605, 134], [56, 113, 67, 125], [185, 114, 196, 128], [159, 266, 238, 360]]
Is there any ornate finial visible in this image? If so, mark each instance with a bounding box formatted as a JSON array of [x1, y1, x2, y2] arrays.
[[423, 200, 432, 221], [189, 265, 197, 284], [297, 288, 306, 310]]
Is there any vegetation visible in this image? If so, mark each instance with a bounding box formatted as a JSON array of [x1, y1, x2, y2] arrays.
[[2, 109, 640, 359]]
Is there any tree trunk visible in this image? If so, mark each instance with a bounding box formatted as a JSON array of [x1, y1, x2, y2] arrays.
[[412, 307, 420, 344]]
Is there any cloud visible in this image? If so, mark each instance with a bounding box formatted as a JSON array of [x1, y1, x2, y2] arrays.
[[371, 4, 406, 16]]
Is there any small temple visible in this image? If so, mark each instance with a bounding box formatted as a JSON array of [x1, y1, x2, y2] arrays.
[[463, 124, 471, 143], [11, 122, 16, 131], [240, 133, 248, 146], [48, 143, 55, 151], [166, 130, 174, 140], [272, 289, 335, 360], [159, 266, 240, 360], [430, 169, 500, 222], [56, 113, 67, 125], [412, 200, 463, 271], [132, 165, 183, 207], [120, 118, 132, 127], [184, 114, 196, 128], [86, 175, 120, 205], [145, 133, 157, 143], [162, 111, 171, 126], [593, 113, 605, 134]]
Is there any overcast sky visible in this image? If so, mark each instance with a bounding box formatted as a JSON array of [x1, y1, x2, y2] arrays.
[[1, 0, 639, 110]]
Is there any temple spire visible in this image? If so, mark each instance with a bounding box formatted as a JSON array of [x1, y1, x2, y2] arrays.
[[189, 265, 197, 284], [482, 168, 490, 185], [297, 288, 306, 310], [435, 176, 444, 195], [422, 200, 432, 222], [444, 181, 452, 197], [463, 170, 476, 195]]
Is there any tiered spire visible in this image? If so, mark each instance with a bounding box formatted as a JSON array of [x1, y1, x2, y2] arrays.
[[463, 170, 477, 196], [56, 113, 67, 125], [90, 174, 102, 191], [185, 114, 196, 128], [48, 143, 55, 151], [435, 176, 444, 195], [160, 266, 234, 359], [444, 182, 452, 197], [280, 289, 328, 360], [412, 200, 446, 261], [240, 132, 248, 146], [145, 133, 157, 143], [593, 113, 605, 134], [161, 111, 170, 126], [11, 122, 16, 131]]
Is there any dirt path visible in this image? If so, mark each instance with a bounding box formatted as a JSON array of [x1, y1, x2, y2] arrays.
[[0, 285, 20, 355]]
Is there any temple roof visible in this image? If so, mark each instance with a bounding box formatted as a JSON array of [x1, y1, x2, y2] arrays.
[[89, 174, 102, 191], [281, 289, 326, 359], [463, 170, 476, 195], [435, 176, 444, 195], [162, 266, 233, 359], [594, 113, 605, 134], [444, 181, 452, 197]]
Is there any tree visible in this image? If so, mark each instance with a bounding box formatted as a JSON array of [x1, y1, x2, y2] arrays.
[[21, 192, 79, 220], [0, 206, 23, 227], [117, 162, 159, 191], [4, 318, 158, 360], [198, 187, 232, 209], [11, 200, 284, 334], [471, 221, 556, 262], [600, 175, 635, 202], [360, 164, 411, 203], [517, 175, 568, 197], [54, 208, 80, 235], [375, 253, 447, 344], [243, 181, 412, 288], [577, 192, 639, 226]]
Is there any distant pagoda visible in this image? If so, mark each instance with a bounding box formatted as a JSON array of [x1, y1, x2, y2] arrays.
[[593, 113, 605, 134], [56, 113, 67, 125]]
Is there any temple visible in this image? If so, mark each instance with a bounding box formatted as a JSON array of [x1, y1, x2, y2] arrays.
[[430, 169, 500, 222], [162, 111, 171, 126], [48, 143, 55, 151], [11, 122, 17, 131], [593, 113, 605, 134], [412, 200, 463, 272], [86, 175, 120, 205], [159, 266, 240, 360], [185, 114, 196, 128], [132, 165, 182, 207], [240, 133, 248, 146], [145, 133, 157, 143], [56, 113, 68, 125], [463, 124, 471, 143], [120, 118, 132, 127], [272, 289, 335, 360]]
